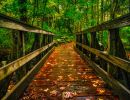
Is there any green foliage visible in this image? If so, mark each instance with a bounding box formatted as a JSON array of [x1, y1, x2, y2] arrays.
[[102, 31, 108, 48], [0, 29, 13, 48], [0, 0, 130, 52], [120, 27, 130, 47], [25, 33, 35, 52]]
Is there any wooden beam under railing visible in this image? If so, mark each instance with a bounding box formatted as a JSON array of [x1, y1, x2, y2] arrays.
[[76, 42, 130, 72], [0, 42, 55, 82]]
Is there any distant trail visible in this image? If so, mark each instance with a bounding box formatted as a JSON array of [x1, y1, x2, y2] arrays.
[[20, 43, 118, 100]]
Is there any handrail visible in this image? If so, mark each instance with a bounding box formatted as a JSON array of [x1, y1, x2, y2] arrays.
[[0, 13, 55, 99], [0, 13, 54, 35], [0, 42, 55, 82], [76, 42, 130, 72], [77, 13, 130, 34], [2, 47, 55, 100], [75, 47, 130, 100]]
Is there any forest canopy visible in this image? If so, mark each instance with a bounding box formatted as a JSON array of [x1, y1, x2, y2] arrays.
[[0, 0, 130, 58]]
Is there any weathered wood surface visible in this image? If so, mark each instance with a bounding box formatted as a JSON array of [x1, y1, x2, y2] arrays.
[[0, 42, 55, 82], [2, 47, 55, 100], [77, 13, 130, 34], [76, 42, 130, 72], [75, 47, 130, 100], [90, 32, 100, 60], [0, 13, 54, 35], [20, 43, 117, 100], [108, 29, 129, 88]]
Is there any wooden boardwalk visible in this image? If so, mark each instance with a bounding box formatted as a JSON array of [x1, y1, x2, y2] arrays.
[[20, 43, 118, 100]]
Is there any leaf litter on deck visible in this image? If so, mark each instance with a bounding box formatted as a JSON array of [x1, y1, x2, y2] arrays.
[[20, 43, 119, 100]]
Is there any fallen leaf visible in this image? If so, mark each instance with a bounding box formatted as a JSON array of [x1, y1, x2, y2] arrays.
[[50, 90, 58, 96], [60, 87, 66, 90], [44, 88, 49, 92]]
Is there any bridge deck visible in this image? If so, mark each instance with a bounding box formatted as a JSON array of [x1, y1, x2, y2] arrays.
[[20, 43, 118, 100]]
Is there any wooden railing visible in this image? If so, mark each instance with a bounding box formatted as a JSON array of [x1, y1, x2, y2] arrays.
[[75, 13, 130, 100], [0, 13, 55, 100]]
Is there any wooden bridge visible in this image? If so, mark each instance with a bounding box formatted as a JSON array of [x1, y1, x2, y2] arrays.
[[0, 13, 130, 100]]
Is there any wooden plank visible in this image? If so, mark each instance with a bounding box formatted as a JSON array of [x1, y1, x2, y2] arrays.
[[77, 13, 130, 34], [2, 47, 55, 100], [74, 47, 130, 100], [0, 13, 54, 35], [76, 42, 130, 72], [0, 42, 55, 81]]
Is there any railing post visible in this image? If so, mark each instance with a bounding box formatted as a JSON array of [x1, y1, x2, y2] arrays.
[[81, 32, 84, 52], [83, 33, 89, 56], [48, 35, 50, 44], [90, 32, 96, 60], [49, 35, 51, 43], [79, 34, 82, 51], [108, 28, 129, 88], [46, 35, 48, 45], [42, 35, 46, 46], [76, 34, 79, 49], [52, 35, 54, 43], [76, 34, 78, 48]]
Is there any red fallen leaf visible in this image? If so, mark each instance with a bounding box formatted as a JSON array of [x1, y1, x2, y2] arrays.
[[62, 92, 75, 99]]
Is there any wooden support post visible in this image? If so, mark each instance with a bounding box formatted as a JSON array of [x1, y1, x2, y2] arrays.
[[45, 35, 49, 53], [83, 33, 90, 56], [48, 35, 50, 44], [49, 35, 52, 43], [46, 35, 48, 45], [0, 61, 9, 99], [76, 35, 78, 48], [78, 35, 80, 49], [19, 32, 25, 56], [79, 34, 82, 51], [52, 35, 53, 43], [77, 35, 79, 49], [49, 35, 51, 43], [48, 35, 51, 50], [41, 34, 46, 57], [50, 35, 51, 43], [16, 31, 26, 82], [91, 32, 100, 61], [47, 35, 49, 51], [108, 28, 129, 88], [81, 33, 84, 52], [42, 35, 46, 46], [52, 35, 53, 42]]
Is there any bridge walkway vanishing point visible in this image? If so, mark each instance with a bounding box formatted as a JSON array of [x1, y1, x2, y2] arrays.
[[20, 43, 118, 100]]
